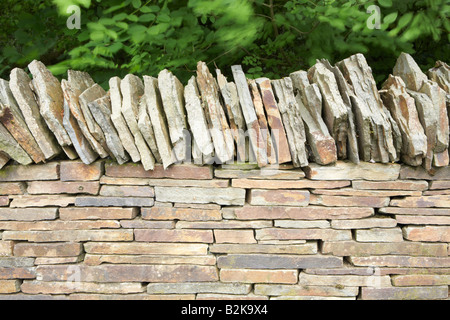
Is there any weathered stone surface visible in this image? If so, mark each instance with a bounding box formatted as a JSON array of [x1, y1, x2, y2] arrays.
[[176, 220, 271, 229], [0, 257, 35, 267], [232, 65, 270, 166], [274, 220, 330, 229], [21, 281, 144, 295], [0, 182, 25, 195], [233, 206, 373, 220], [209, 243, 317, 255], [121, 74, 155, 170], [338, 54, 397, 162], [349, 256, 450, 268], [290, 71, 337, 165], [0, 267, 35, 279], [379, 207, 450, 216], [106, 162, 212, 179], [256, 228, 351, 241], [36, 264, 218, 282], [0, 154, 9, 169], [147, 282, 250, 294], [392, 275, 450, 286], [254, 284, 358, 297], [28, 181, 99, 195], [248, 79, 277, 164], [217, 254, 342, 269], [304, 161, 400, 181], [0, 280, 20, 293], [307, 63, 349, 159], [312, 188, 421, 197], [68, 293, 195, 300], [59, 207, 137, 220], [403, 226, 450, 242], [399, 165, 450, 180], [271, 77, 308, 167], [381, 75, 427, 165], [220, 269, 298, 284], [232, 179, 349, 189], [135, 229, 214, 243], [322, 241, 447, 257], [155, 187, 245, 205], [361, 286, 448, 300], [184, 76, 214, 162], [194, 63, 234, 164], [137, 95, 161, 163], [214, 230, 256, 244], [60, 160, 102, 181], [109, 77, 140, 162], [197, 293, 268, 300], [99, 185, 153, 197], [0, 208, 58, 221], [304, 266, 374, 276], [158, 69, 190, 162], [299, 273, 391, 287], [393, 52, 428, 92], [0, 119, 32, 165], [352, 180, 428, 191], [75, 196, 154, 207], [0, 241, 13, 256], [355, 228, 404, 242], [84, 242, 208, 255], [0, 162, 59, 181], [120, 220, 175, 229], [428, 60, 450, 93], [390, 195, 450, 208], [310, 195, 389, 208], [28, 60, 72, 147], [142, 207, 221, 221], [430, 180, 450, 190], [255, 82, 293, 161], [9, 195, 75, 208], [248, 189, 310, 206], [143, 76, 176, 169], [62, 70, 107, 159], [215, 168, 304, 180], [84, 254, 215, 266], [89, 94, 129, 164], [14, 243, 82, 257], [0, 220, 120, 231], [0, 102, 46, 164], [34, 256, 83, 265], [9, 68, 61, 159], [2, 230, 133, 242], [217, 70, 248, 163], [331, 217, 397, 229], [395, 215, 450, 225]]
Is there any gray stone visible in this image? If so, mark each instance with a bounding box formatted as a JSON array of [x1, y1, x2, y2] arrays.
[[137, 95, 162, 163], [88, 94, 129, 164], [109, 77, 141, 163], [9, 68, 61, 159], [158, 69, 189, 162], [393, 52, 428, 92], [0, 120, 32, 165], [121, 74, 156, 170], [147, 282, 251, 294], [271, 78, 309, 167], [428, 60, 450, 93], [155, 186, 245, 205], [27, 60, 72, 148], [75, 196, 154, 207], [142, 76, 176, 169], [0, 257, 35, 268]]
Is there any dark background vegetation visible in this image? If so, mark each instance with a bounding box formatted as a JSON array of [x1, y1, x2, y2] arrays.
[[0, 0, 448, 89]]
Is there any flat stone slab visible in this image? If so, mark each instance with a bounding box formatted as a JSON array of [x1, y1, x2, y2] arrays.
[[304, 161, 400, 181], [154, 186, 245, 206]]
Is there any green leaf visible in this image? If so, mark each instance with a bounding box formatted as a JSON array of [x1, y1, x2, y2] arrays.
[[132, 0, 142, 9], [397, 13, 413, 29], [384, 12, 398, 25], [378, 0, 392, 8], [139, 13, 156, 22]]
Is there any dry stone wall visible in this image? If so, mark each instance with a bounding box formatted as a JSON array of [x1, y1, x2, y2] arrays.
[[0, 52, 448, 300], [0, 161, 448, 300]]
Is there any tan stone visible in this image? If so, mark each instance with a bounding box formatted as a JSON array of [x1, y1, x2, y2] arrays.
[[105, 163, 212, 179], [134, 229, 213, 243], [0, 182, 25, 195], [142, 207, 221, 221], [84, 254, 215, 266], [304, 161, 400, 180], [331, 217, 397, 229], [254, 284, 358, 297], [299, 273, 391, 287], [209, 243, 317, 255], [220, 269, 298, 284], [361, 286, 448, 300], [232, 179, 350, 189], [83, 242, 208, 255], [349, 256, 450, 268], [214, 230, 256, 244], [395, 215, 450, 225], [59, 207, 138, 220], [9, 195, 75, 208], [60, 160, 103, 181], [0, 163, 59, 181], [21, 281, 144, 294], [352, 180, 429, 191], [27, 181, 100, 195], [390, 195, 450, 208], [403, 226, 450, 242], [99, 185, 154, 197], [0, 220, 120, 231], [14, 243, 82, 257], [249, 189, 309, 206], [0, 280, 20, 293], [392, 275, 450, 286], [355, 228, 404, 242], [310, 195, 390, 207], [2, 230, 133, 242], [255, 228, 351, 241]]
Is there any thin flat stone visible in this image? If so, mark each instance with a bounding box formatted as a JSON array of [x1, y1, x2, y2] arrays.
[[137, 95, 162, 163], [88, 94, 129, 164], [109, 77, 141, 163], [0, 121, 32, 165], [121, 74, 155, 171], [428, 61, 450, 93], [0, 103, 45, 163], [27, 60, 72, 147], [255, 78, 292, 164], [143, 76, 176, 169], [63, 70, 108, 158], [217, 70, 247, 162], [290, 71, 337, 165], [271, 78, 308, 167], [158, 69, 189, 162], [197, 63, 234, 164], [393, 52, 428, 92], [9, 68, 61, 159]]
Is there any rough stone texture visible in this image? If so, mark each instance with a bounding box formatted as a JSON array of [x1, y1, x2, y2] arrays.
[[105, 163, 213, 180], [154, 187, 245, 205], [361, 286, 448, 300], [0, 163, 59, 181], [121, 74, 155, 170], [248, 189, 310, 206], [60, 161, 103, 181], [9, 68, 61, 160]]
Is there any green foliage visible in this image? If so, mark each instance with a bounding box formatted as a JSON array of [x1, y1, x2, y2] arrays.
[[0, 0, 448, 88]]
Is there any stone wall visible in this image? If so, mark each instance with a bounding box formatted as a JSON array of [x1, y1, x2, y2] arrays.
[[0, 160, 448, 300]]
